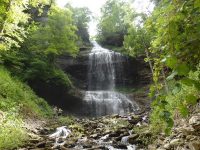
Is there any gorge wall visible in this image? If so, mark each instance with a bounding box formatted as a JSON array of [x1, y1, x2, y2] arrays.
[[30, 46, 152, 116], [57, 49, 151, 91]]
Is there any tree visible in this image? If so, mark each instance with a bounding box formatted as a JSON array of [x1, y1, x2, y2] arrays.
[[144, 0, 200, 133], [0, 0, 51, 51], [97, 0, 135, 47], [124, 25, 154, 75], [1, 5, 78, 87], [66, 4, 92, 46], [26, 6, 78, 63]]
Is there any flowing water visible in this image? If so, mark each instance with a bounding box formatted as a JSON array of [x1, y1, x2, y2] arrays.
[[83, 41, 139, 116]]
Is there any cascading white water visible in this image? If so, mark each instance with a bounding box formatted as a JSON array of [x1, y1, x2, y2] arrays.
[[84, 41, 139, 116]]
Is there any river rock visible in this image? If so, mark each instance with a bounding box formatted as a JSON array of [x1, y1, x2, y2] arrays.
[[36, 141, 46, 148], [179, 126, 195, 135], [90, 133, 99, 139], [128, 115, 142, 124], [109, 131, 121, 137], [113, 143, 127, 149], [163, 143, 171, 149], [189, 116, 200, 130], [148, 145, 157, 150], [128, 134, 139, 144], [169, 138, 181, 146], [188, 141, 200, 150], [83, 143, 93, 149], [60, 145, 68, 150]]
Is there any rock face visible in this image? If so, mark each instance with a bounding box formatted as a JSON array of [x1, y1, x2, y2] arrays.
[[53, 45, 151, 116], [30, 45, 151, 116], [57, 49, 151, 91], [56, 48, 91, 90]]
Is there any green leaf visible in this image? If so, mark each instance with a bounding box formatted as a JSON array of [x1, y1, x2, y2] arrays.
[[194, 0, 200, 8], [160, 111, 171, 119], [194, 82, 200, 90], [172, 83, 182, 94], [180, 78, 200, 90], [166, 71, 178, 80], [175, 63, 190, 76], [185, 94, 198, 105], [165, 56, 178, 69], [165, 118, 174, 135], [180, 78, 196, 86]]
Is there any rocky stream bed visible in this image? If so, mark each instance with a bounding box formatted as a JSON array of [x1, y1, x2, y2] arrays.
[[20, 110, 200, 150]]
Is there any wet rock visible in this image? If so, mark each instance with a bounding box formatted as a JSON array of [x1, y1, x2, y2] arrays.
[[115, 136, 122, 141], [88, 146, 107, 150], [83, 143, 93, 149], [163, 143, 171, 149], [128, 134, 139, 144], [109, 131, 121, 137], [128, 115, 142, 124], [36, 141, 46, 148], [90, 133, 99, 139], [113, 143, 127, 149]]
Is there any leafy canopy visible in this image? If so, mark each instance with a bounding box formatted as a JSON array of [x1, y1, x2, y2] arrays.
[[97, 0, 135, 47]]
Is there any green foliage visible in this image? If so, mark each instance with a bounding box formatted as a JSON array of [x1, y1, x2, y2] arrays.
[[0, 67, 53, 117], [97, 0, 135, 47], [123, 0, 200, 134], [0, 0, 52, 51], [66, 4, 92, 46], [123, 12, 151, 57], [1, 5, 78, 88], [143, 0, 200, 134], [0, 67, 53, 149], [0, 112, 28, 150], [124, 24, 150, 57], [27, 6, 78, 59]]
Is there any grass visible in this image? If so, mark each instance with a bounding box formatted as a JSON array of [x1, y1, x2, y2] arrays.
[[0, 67, 53, 149]]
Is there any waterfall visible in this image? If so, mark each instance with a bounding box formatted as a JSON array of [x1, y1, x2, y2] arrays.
[[83, 41, 139, 116]]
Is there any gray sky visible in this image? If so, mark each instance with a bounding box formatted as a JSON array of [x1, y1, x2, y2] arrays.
[[56, 0, 154, 36]]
